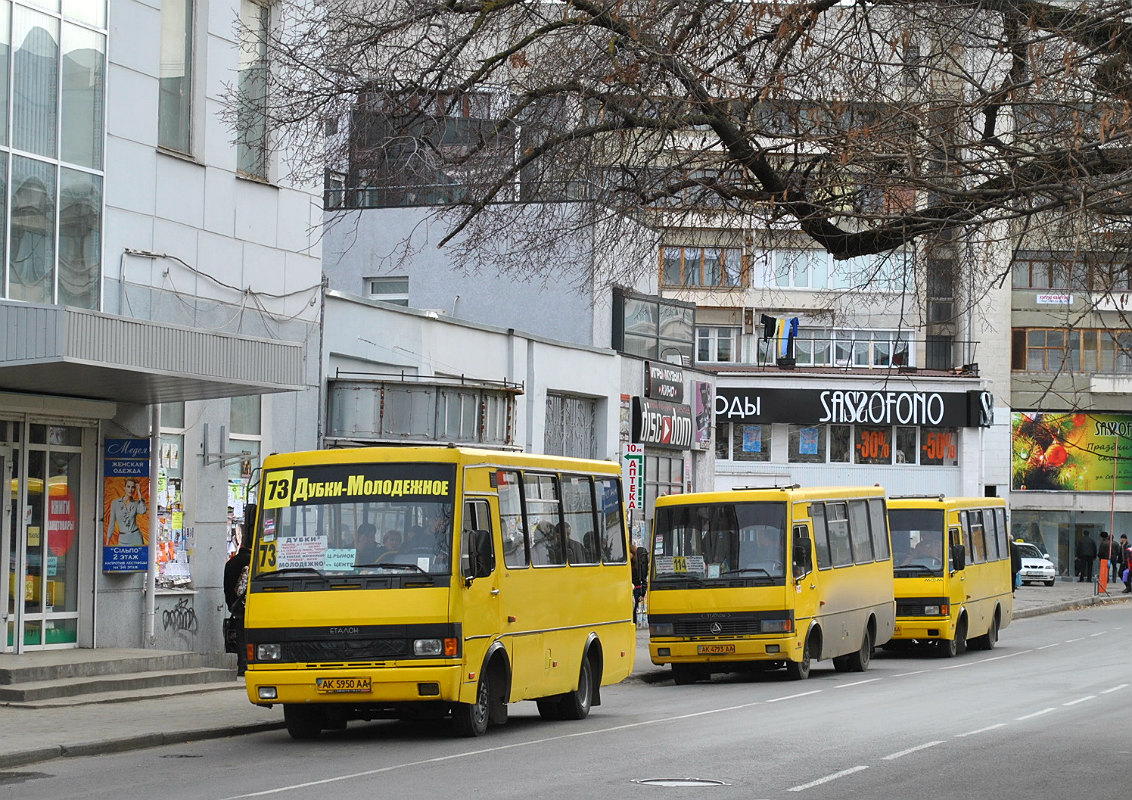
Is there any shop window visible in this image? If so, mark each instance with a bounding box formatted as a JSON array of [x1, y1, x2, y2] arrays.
[[733, 424, 771, 462], [920, 427, 959, 466], [158, 404, 188, 588], [788, 424, 825, 463]]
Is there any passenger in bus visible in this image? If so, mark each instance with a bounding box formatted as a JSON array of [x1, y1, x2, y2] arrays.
[[377, 530, 403, 561], [355, 523, 379, 564], [901, 531, 941, 565]]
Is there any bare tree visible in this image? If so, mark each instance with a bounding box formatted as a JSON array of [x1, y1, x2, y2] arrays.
[[256, 0, 1132, 293]]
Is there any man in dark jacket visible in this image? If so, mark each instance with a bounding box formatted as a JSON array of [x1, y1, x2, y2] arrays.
[[1075, 531, 1097, 583], [223, 503, 256, 675]]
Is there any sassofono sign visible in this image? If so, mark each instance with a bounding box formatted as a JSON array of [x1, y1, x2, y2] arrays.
[[715, 388, 992, 428]]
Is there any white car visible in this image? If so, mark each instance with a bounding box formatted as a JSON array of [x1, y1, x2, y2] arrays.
[[1015, 542, 1056, 586]]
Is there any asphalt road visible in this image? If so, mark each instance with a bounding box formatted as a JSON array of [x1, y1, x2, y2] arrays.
[[3, 602, 1127, 800]]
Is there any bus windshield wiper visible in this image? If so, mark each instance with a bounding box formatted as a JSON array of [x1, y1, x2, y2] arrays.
[[894, 564, 937, 576], [356, 562, 428, 574], [258, 567, 323, 578], [722, 567, 772, 578]]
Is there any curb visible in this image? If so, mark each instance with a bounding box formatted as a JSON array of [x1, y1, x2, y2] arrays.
[[0, 722, 287, 770]]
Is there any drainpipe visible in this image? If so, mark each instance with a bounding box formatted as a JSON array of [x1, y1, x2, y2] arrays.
[[144, 404, 160, 647]]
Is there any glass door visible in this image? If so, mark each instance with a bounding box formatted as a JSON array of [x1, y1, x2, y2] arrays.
[[1, 443, 14, 652]]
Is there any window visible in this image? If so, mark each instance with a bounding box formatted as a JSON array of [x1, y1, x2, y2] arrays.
[[228, 395, 262, 498], [848, 499, 874, 563], [526, 473, 564, 567], [597, 477, 627, 563], [733, 424, 771, 462], [696, 326, 739, 363], [645, 452, 684, 511], [774, 250, 829, 289], [561, 476, 599, 564], [868, 498, 890, 560], [660, 246, 743, 288], [925, 334, 953, 370], [812, 503, 831, 569], [365, 276, 409, 305], [158, 0, 193, 153], [237, 0, 270, 179], [788, 424, 825, 463], [3, 4, 105, 309], [1013, 328, 1132, 374], [499, 470, 528, 568], [826, 502, 853, 567], [544, 393, 598, 459], [158, 401, 189, 588], [613, 288, 695, 364]]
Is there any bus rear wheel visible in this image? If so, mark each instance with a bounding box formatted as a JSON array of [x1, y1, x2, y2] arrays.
[[283, 704, 324, 741], [846, 628, 872, 672], [558, 654, 595, 720], [452, 671, 492, 737], [970, 614, 998, 651]]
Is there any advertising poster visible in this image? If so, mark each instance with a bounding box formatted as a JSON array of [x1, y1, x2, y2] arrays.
[[1012, 412, 1132, 491], [694, 381, 713, 449], [103, 439, 151, 572]]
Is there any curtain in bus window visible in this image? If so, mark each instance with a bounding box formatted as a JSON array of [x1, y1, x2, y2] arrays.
[[826, 503, 852, 567], [867, 498, 891, 560], [498, 470, 529, 568], [848, 500, 874, 563], [812, 502, 832, 569]]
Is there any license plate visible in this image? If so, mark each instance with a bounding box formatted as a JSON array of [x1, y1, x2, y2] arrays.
[[315, 677, 372, 694], [697, 644, 735, 655]]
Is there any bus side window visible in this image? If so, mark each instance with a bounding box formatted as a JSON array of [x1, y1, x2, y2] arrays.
[[812, 503, 832, 569], [949, 526, 966, 571]]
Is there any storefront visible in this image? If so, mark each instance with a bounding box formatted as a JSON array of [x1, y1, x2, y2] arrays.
[[712, 376, 995, 497], [0, 302, 307, 654]]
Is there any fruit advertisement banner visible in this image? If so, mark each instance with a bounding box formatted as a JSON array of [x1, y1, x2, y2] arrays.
[[1012, 412, 1132, 491]]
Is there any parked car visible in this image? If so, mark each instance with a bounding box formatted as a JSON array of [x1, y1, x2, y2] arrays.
[[1015, 541, 1056, 586]]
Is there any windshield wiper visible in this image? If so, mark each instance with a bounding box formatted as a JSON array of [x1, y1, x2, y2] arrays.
[[894, 565, 937, 575], [722, 567, 773, 578], [355, 562, 428, 574], [257, 567, 322, 578]]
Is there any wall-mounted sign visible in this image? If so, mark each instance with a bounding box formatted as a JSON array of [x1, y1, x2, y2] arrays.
[[632, 397, 694, 449], [1035, 293, 1073, 305], [622, 443, 644, 511], [644, 361, 685, 403], [715, 387, 984, 428], [102, 438, 151, 573], [1092, 292, 1132, 312], [1012, 412, 1132, 491]]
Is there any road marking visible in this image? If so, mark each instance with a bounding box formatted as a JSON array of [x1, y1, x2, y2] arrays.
[[787, 766, 869, 792], [1036, 643, 1060, 650], [892, 670, 928, 677], [834, 678, 880, 689], [1016, 707, 1056, 721], [767, 689, 823, 703], [883, 741, 944, 760], [979, 650, 1030, 662], [1063, 695, 1096, 706], [938, 661, 975, 670], [1100, 684, 1128, 695], [1065, 637, 1084, 643], [955, 723, 1006, 738], [1088, 631, 1106, 638]]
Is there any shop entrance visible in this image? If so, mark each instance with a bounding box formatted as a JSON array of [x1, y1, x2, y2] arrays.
[[2, 422, 87, 652]]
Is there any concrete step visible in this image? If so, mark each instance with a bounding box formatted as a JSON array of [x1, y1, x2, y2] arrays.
[[0, 666, 237, 704], [1, 677, 245, 709], [0, 649, 234, 685]]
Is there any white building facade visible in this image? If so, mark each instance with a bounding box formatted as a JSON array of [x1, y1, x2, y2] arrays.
[[0, 0, 322, 655]]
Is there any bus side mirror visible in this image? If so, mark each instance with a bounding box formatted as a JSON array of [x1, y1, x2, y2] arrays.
[[951, 544, 966, 572], [793, 538, 813, 578]]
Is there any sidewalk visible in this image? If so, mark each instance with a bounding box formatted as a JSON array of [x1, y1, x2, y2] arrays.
[[1, 578, 1127, 769]]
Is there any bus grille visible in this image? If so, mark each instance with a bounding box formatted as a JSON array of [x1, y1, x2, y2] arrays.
[[897, 600, 945, 617], [674, 619, 763, 637], [284, 639, 409, 662]]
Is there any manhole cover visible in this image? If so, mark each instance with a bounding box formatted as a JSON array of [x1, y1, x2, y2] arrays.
[[633, 778, 730, 787]]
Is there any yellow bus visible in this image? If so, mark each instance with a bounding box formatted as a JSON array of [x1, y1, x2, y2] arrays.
[[647, 485, 895, 682], [243, 446, 635, 739], [888, 496, 1012, 656]]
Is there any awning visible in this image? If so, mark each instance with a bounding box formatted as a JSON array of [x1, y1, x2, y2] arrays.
[[1, 301, 306, 405]]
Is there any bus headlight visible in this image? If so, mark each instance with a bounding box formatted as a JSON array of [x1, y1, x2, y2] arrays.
[[923, 604, 949, 616], [650, 622, 674, 636], [761, 619, 793, 633], [414, 639, 443, 656], [255, 643, 282, 661]]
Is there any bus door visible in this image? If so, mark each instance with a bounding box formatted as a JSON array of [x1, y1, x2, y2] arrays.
[[948, 523, 966, 606], [791, 521, 819, 635], [459, 497, 502, 684]]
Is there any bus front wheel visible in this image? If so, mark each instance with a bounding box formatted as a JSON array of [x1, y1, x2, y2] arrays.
[[785, 634, 813, 680], [452, 672, 492, 737], [283, 704, 324, 741], [938, 617, 968, 659]]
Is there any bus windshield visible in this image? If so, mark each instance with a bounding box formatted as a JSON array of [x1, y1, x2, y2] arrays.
[[253, 462, 456, 578], [652, 501, 786, 583], [890, 508, 944, 577]]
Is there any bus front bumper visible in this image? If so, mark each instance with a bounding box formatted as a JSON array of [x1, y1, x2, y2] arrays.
[[892, 618, 955, 641], [244, 663, 464, 706], [649, 635, 798, 665]]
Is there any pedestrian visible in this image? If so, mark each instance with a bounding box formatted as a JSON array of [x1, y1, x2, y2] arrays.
[[630, 541, 649, 625], [1097, 531, 1115, 584], [1010, 539, 1023, 595], [223, 503, 255, 676], [1075, 531, 1097, 583], [1121, 534, 1132, 594]]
